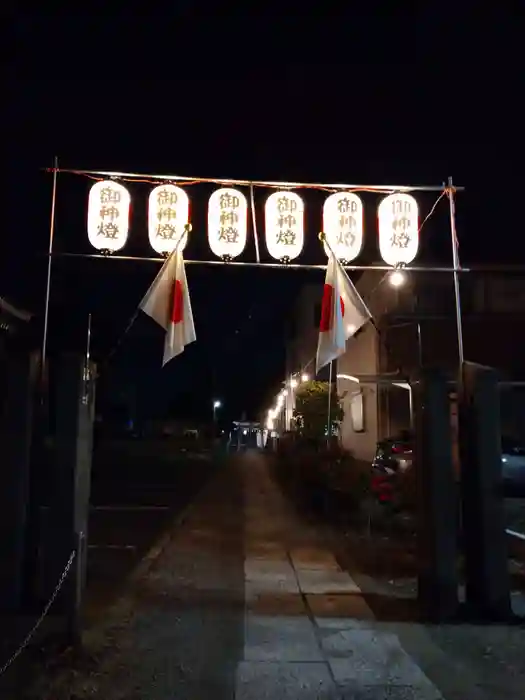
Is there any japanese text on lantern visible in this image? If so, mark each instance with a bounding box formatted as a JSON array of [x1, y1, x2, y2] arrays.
[[377, 193, 419, 267], [264, 191, 304, 260], [148, 185, 189, 254], [87, 181, 131, 252], [322, 192, 363, 262], [208, 188, 247, 259]]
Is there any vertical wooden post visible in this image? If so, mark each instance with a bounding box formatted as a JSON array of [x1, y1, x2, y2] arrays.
[[459, 361, 511, 620], [413, 369, 459, 621]]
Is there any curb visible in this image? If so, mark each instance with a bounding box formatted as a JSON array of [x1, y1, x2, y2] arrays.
[[127, 495, 197, 584], [81, 467, 218, 644], [127, 455, 226, 584]]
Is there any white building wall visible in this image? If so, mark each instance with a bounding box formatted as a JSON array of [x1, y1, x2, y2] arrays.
[[337, 323, 379, 464]]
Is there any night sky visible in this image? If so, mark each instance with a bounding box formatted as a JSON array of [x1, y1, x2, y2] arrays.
[[2, 6, 522, 423]]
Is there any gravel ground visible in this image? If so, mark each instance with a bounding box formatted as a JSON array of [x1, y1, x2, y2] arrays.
[[25, 459, 245, 700]]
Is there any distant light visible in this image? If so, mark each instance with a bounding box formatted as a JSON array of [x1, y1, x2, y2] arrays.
[[213, 400, 222, 408], [389, 270, 407, 288], [290, 378, 298, 389], [243, 429, 248, 435], [301, 373, 309, 382]]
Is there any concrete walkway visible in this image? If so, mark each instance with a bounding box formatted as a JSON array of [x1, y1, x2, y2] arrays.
[[239, 452, 443, 700], [39, 452, 525, 699]]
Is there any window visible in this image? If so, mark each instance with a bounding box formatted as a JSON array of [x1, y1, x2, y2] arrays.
[[350, 391, 365, 432]]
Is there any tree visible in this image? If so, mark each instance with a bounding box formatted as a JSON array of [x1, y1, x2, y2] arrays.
[[293, 380, 344, 440]]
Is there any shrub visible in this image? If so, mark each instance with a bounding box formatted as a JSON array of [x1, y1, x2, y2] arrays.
[[293, 381, 343, 439], [274, 440, 370, 525]]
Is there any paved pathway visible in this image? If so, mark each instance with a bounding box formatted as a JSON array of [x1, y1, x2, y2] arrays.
[[38, 451, 525, 699]]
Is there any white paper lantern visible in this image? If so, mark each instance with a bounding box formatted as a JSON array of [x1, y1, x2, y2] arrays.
[[377, 193, 419, 267], [148, 185, 189, 254], [207, 188, 248, 259], [264, 191, 304, 261], [322, 192, 363, 262], [87, 180, 130, 252]]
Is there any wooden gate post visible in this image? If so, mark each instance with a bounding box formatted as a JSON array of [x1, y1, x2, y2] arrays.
[[413, 369, 459, 621], [458, 361, 511, 620], [44, 353, 96, 644]]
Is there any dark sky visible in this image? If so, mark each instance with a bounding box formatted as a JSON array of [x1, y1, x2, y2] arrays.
[[2, 6, 523, 422]]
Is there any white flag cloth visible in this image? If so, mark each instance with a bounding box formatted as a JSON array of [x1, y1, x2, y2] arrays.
[[139, 250, 196, 366], [315, 251, 372, 373]]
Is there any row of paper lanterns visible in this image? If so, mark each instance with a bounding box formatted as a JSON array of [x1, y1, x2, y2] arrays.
[[87, 180, 420, 267]]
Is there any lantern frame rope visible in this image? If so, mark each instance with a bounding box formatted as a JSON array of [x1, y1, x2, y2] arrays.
[[45, 166, 465, 193], [40, 162, 466, 374]]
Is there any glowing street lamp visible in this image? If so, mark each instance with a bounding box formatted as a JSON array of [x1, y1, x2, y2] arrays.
[[289, 378, 298, 389], [301, 373, 310, 382], [212, 399, 222, 437], [389, 269, 407, 288]]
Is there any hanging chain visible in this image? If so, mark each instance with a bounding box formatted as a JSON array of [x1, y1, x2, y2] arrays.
[[0, 550, 76, 678]]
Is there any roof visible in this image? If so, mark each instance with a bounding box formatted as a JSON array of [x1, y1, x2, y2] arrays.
[[0, 297, 33, 331], [0, 296, 32, 323]]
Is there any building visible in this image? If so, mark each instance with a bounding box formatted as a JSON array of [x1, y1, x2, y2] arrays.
[[287, 269, 525, 463]]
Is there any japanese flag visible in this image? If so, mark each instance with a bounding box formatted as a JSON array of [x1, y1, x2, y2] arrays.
[[315, 251, 372, 373], [139, 249, 196, 366]]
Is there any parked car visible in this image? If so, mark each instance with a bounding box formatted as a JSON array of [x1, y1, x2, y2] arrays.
[[501, 436, 525, 494], [370, 432, 413, 504], [371, 432, 525, 502]]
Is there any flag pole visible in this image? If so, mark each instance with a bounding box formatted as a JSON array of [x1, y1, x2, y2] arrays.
[[327, 360, 333, 447], [42, 156, 58, 383], [250, 184, 261, 263], [85, 313, 92, 368], [447, 177, 465, 365]]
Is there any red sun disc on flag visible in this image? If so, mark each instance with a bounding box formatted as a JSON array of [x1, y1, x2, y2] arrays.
[[171, 280, 183, 324], [319, 284, 345, 331]]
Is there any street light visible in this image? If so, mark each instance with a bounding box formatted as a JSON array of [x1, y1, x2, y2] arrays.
[[212, 399, 222, 437], [301, 373, 310, 382], [290, 377, 298, 389], [389, 269, 406, 288]]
